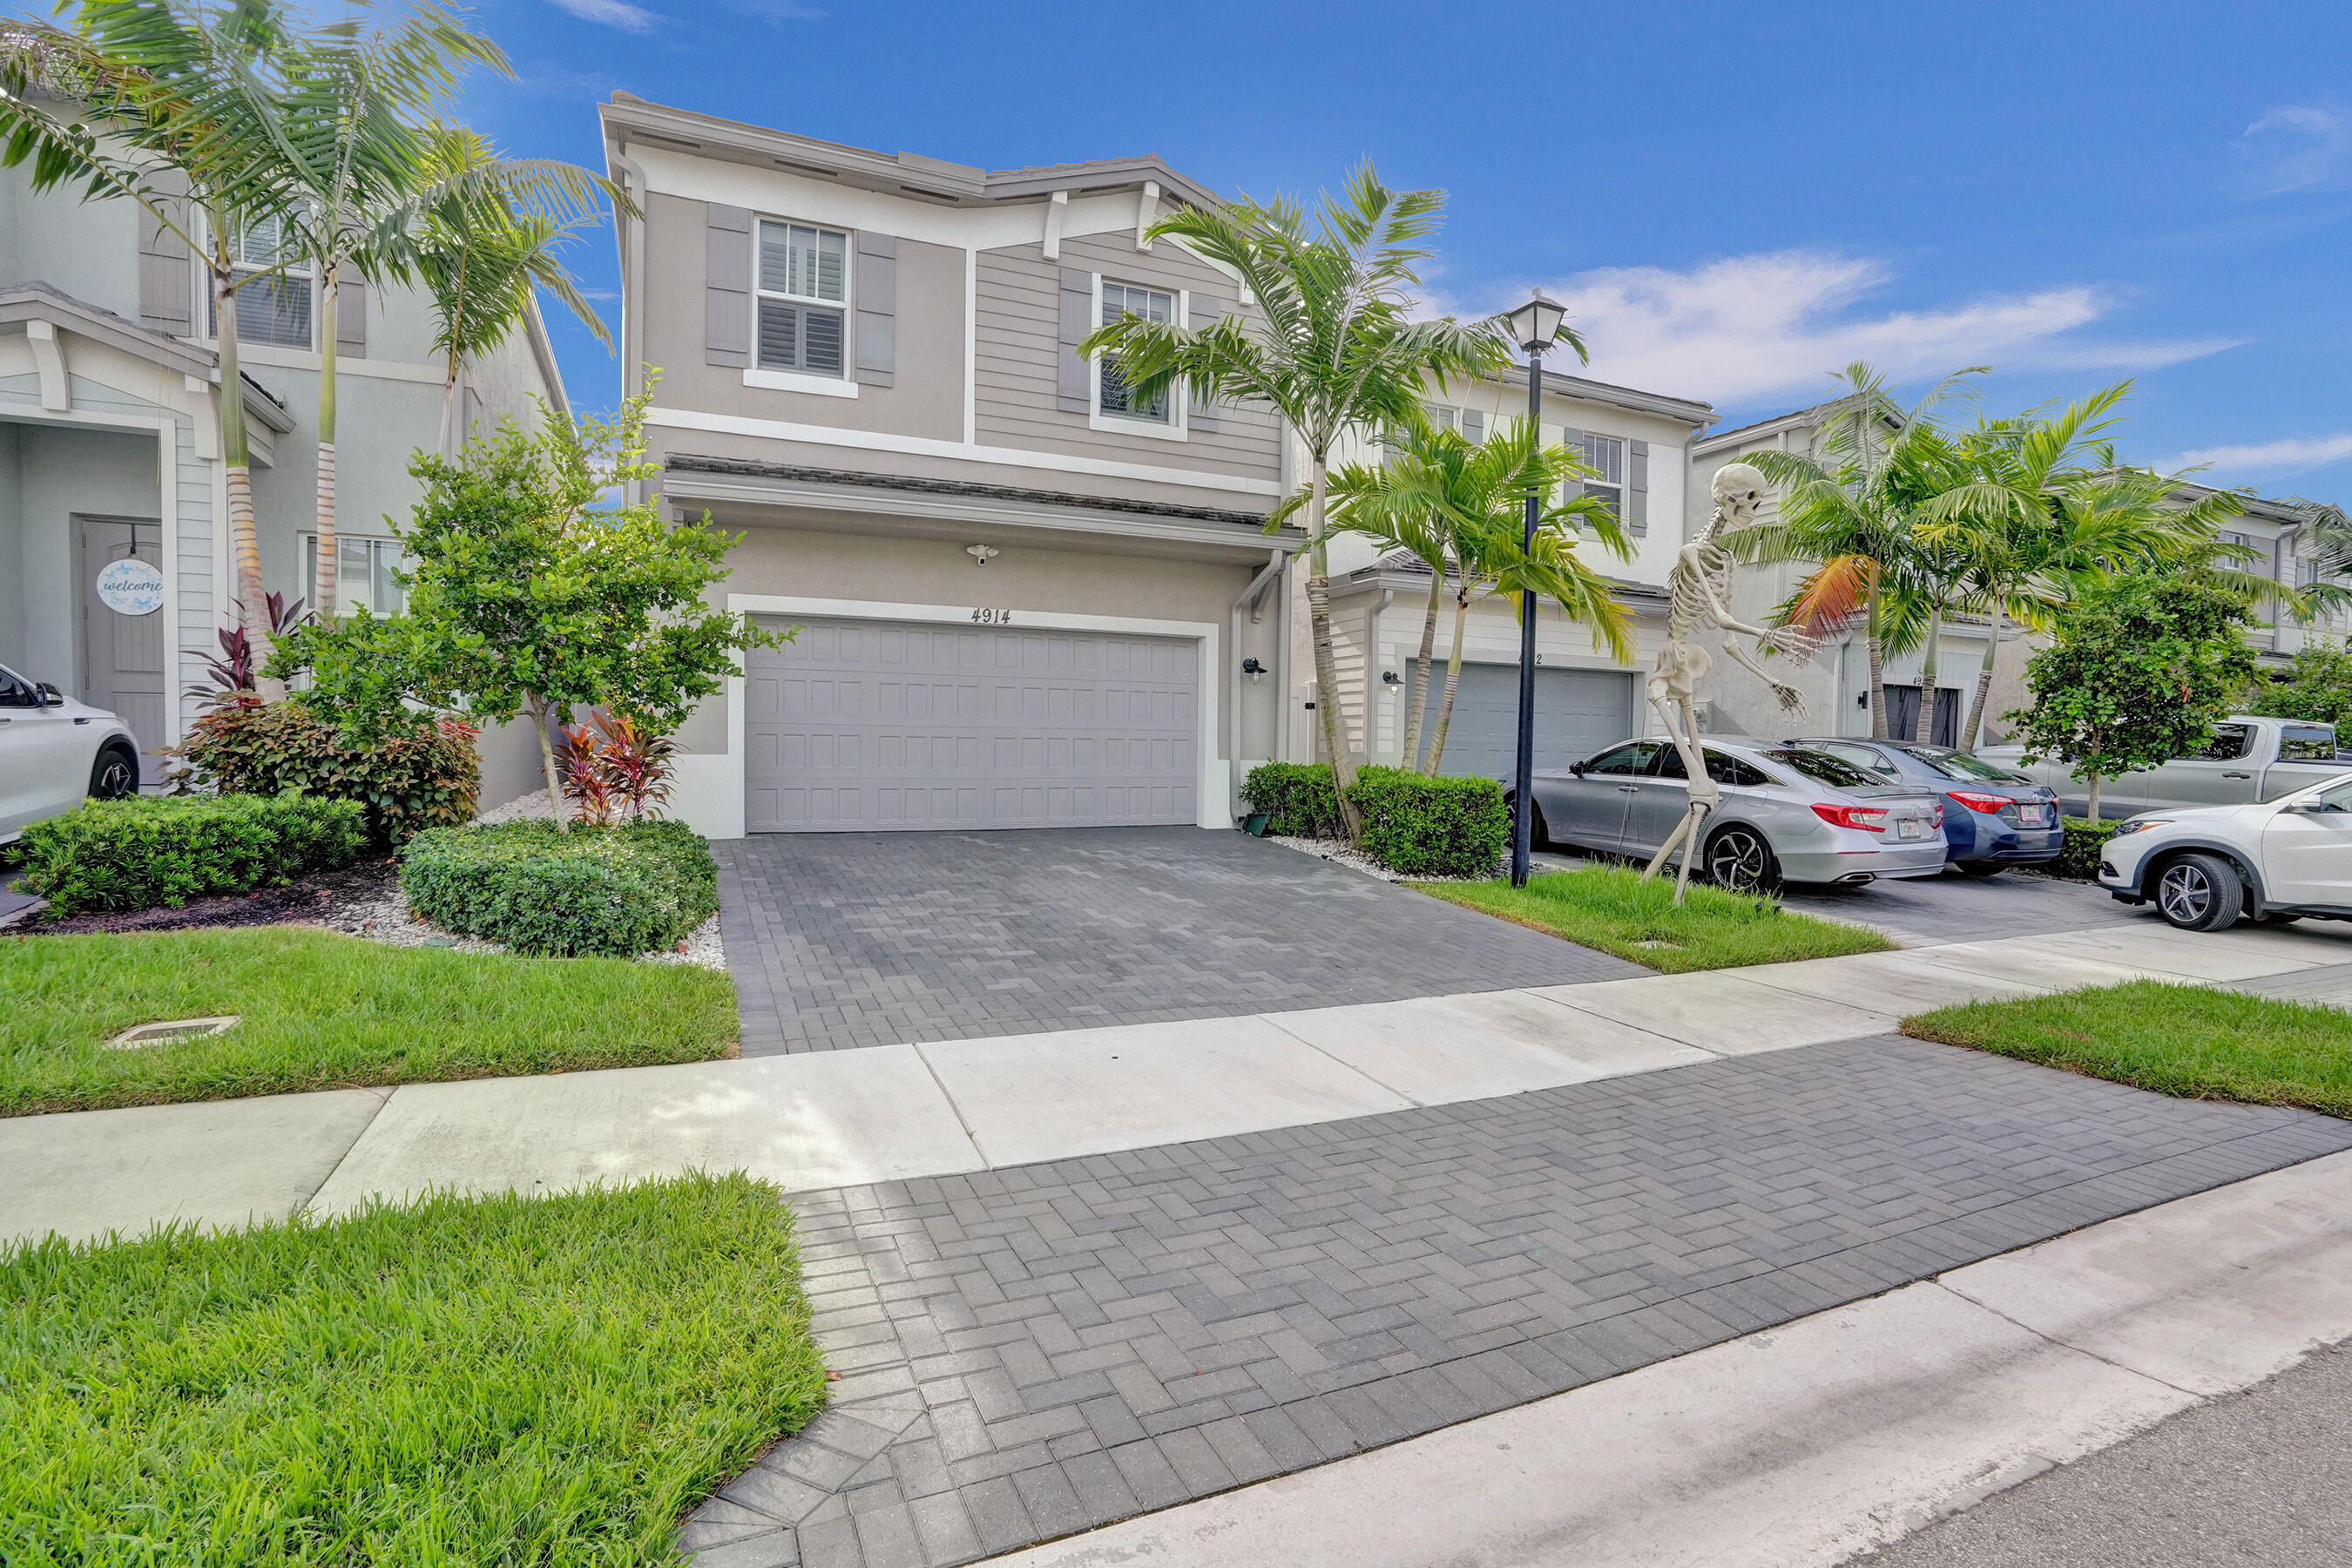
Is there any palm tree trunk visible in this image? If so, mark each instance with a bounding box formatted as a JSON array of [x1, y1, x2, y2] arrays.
[[1304, 452, 1363, 839], [1862, 574, 1888, 738], [314, 262, 340, 620], [1425, 589, 1470, 774], [1961, 600, 2003, 752], [213, 248, 280, 700], [528, 693, 569, 833], [1913, 602, 1943, 744], [1405, 567, 1443, 771]]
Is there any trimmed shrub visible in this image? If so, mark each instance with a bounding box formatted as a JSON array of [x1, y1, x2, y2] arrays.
[[401, 820, 719, 957], [1240, 762, 1346, 839], [2051, 816, 2122, 882], [173, 696, 478, 848], [17, 794, 366, 916], [1348, 767, 1510, 878]]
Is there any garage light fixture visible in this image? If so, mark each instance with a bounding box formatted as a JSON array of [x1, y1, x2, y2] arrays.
[[966, 544, 1000, 566], [1241, 658, 1266, 682]]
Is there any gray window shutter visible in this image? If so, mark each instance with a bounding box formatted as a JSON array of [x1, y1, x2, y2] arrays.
[[706, 203, 751, 368], [335, 274, 366, 359], [1629, 439, 1649, 534], [137, 170, 193, 337], [1559, 426, 1585, 500], [1463, 407, 1484, 443], [1057, 267, 1093, 414], [853, 231, 895, 387], [1186, 293, 1220, 431]]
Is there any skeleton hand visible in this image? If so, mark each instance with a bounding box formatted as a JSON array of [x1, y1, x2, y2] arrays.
[[1769, 680, 1808, 713], [1756, 626, 1819, 666]]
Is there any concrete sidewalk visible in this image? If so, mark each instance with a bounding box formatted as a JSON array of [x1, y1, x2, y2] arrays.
[[3, 922, 2337, 1247]]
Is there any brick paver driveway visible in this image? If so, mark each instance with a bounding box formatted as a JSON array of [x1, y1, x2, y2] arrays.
[[713, 828, 1642, 1054], [681, 1034, 2352, 1567]]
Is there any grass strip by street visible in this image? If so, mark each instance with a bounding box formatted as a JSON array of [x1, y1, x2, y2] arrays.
[[0, 925, 737, 1117], [1905, 979, 2352, 1119], [1, 1173, 826, 1568], [1416, 866, 1892, 972]]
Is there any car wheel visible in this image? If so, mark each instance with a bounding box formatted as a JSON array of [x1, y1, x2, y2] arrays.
[[1704, 824, 1781, 894], [88, 744, 139, 801], [1954, 862, 2005, 878], [2154, 853, 2244, 932]]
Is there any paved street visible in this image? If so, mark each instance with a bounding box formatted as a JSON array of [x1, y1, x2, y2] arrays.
[[716, 829, 1641, 1054]]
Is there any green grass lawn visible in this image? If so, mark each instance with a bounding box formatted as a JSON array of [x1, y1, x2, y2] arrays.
[[1905, 980, 2352, 1119], [1416, 865, 1892, 972], [1, 1173, 827, 1567], [1, 926, 738, 1117]]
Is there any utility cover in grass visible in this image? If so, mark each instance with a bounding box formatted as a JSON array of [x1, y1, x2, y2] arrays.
[[0, 1173, 828, 1565]]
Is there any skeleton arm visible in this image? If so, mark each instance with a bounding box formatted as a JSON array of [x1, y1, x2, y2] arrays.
[[1699, 572, 1818, 665], [1720, 638, 1808, 713]]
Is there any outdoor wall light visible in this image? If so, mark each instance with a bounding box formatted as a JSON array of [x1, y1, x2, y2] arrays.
[[1241, 657, 1266, 682], [966, 544, 1000, 566], [1382, 670, 1402, 685]]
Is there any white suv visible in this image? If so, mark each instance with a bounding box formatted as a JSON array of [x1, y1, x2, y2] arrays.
[[0, 662, 142, 842], [2099, 773, 2352, 931]]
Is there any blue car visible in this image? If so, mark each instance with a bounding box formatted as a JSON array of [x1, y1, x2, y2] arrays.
[[1782, 737, 2064, 875]]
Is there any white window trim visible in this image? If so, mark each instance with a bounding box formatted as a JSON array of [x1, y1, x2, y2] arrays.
[[749, 214, 853, 382], [1086, 276, 1189, 443], [299, 530, 405, 617], [1567, 428, 1632, 531]]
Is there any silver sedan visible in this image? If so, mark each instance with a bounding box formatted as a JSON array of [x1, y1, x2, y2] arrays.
[[1517, 735, 1950, 891]]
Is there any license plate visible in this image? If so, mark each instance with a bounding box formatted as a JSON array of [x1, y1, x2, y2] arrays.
[[2020, 803, 2051, 826], [1897, 820, 1925, 840]]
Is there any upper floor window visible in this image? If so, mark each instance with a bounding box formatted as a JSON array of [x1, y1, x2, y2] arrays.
[[756, 220, 848, 377], [1568, 431, 1624, 515], [1098, 282, 1174, 423], [1423, 403, 1485, 443], [209, 210, 313, 349]]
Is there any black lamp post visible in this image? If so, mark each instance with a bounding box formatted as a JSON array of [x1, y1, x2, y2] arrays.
[[1501, 292, 1565, 889]]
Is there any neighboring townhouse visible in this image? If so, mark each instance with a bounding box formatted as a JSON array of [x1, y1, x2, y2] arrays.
[[1310, 372, 1715, 775], [598, 92, 1299, 838], [2174, 484, 2351, 675], [0, 150, 566, 801]]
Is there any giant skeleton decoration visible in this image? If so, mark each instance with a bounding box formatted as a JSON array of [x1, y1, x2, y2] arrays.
[[1643, 462, 1821, 902]]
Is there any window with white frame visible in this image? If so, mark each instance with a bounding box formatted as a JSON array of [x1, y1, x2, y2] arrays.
[[1098, 282, 1175, 422], [754, 220, 848, 377], [208, 210, 313, 349], [302, 534, 406, 618], [1567, 430, 1624, 517], [1421, 403, 1487, 443]]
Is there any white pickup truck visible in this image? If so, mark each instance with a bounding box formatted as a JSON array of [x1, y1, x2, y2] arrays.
[[1980, 715, 2349, 821]]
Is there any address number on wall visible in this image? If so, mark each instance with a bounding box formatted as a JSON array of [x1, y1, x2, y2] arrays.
[[970, 608, 1015, 625]]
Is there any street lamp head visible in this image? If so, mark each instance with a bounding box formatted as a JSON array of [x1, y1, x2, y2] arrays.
[[1503, 292, 1567, 355]]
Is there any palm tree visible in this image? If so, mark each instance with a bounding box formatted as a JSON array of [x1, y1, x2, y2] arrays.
[[2, 0, 314, 650], [1740, 362, 1985, 738], [1315, 416, 1457, 770], [1077, 166, 1517, 838]]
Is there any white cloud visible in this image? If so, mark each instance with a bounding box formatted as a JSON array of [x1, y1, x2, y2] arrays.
[[545, 0, 659, 32], [2238, 104, 2350, 198], [1433, 250, 2240, 407], [2166, 433, 2352, 479]]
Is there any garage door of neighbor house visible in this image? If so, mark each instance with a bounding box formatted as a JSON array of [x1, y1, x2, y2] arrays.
[[1405, 661, 1638, 780], [743, 614, 1199, 831]]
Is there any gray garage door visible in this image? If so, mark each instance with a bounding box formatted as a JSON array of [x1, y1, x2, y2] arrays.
[[1406, 660, 1638, 780], [744, 614, 1199, 831]]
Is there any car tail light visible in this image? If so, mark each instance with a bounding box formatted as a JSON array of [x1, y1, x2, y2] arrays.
[[1811, 802, 1888, 832], [1948, 791, 2013, 816]]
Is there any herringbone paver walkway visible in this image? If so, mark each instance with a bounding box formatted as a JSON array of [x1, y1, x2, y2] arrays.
[[713, 828, 1641, 1054], [681, 1034, 2352, 1566]]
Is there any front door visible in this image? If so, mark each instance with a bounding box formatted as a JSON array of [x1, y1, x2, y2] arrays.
[[77, 517, 166, 784], [2261, 778, 2352, 909]]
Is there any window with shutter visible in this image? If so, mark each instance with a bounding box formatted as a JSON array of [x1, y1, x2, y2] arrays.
[[754, 220, 849, 377], [208, 211, 313, 349], [1462, 408, 1485, 443], [1098, 282, 1174, 422], [1565, 430, 1625, 519]]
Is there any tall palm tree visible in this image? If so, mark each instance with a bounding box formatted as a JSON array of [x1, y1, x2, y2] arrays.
[[1739, 362, 1985, 739], [2, 0, 313, 650], [1078, 166, 1518, 838]]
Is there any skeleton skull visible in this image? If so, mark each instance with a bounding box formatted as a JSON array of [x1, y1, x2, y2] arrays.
[[1710, 462, 1767, 529]]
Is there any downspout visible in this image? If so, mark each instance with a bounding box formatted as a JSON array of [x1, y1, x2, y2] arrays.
[[1369, 588, 1393, 765], [610, 146, 650, 504], [1227, 546, 1288, 769], [1276, 554, 1295, 762]]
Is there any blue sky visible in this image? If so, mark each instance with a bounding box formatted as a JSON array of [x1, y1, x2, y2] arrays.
[[453, 0, 2352, 498]]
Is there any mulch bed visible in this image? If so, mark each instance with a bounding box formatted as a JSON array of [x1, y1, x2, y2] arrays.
[[24, 859, 402, 937]]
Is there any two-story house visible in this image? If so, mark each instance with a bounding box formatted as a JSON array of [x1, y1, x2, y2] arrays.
[[1312, 372, 1715, 775], [1, 144, 566, 802], [598, 92, 1299, 839], [2173, 483, 2351, 676]]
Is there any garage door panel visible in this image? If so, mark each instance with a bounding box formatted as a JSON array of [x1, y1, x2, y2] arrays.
[[1403, 662, 1637, 781], [746, 614, 1199, 832]]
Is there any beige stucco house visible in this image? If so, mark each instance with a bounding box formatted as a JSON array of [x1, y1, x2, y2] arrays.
[[598, 92, 1299, 838]]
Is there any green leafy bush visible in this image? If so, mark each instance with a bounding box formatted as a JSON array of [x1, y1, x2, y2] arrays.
[[173, 695, 478, 848], [1240, 762, 1346, 838], [1348, 767, 1510, 877], [2051, 816, 2121, 881], [401, 820, 719, 957], [17, 794, 366, 916]]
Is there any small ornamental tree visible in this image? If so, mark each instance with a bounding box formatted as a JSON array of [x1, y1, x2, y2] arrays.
[[2004, 575, 2258, 821], [2261, 637, 2352, 727], [276, 381, 785, 828]]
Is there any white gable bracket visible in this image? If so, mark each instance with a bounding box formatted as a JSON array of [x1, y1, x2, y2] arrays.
[[1043, 189, 1068, 261], [27, 320, 69, 412], [1136, 180, 1160, 250]]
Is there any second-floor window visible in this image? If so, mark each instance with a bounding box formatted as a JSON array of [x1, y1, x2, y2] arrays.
[[1568, 431, 1624, 517], [1098, 282, 1174, 422], [756, 220, 848, 377], [1423, 403, 1486, 443], [210, 211, 312, 350]]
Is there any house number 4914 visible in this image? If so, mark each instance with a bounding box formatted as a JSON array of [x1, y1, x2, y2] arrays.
[[970, 608, 1014, 625]]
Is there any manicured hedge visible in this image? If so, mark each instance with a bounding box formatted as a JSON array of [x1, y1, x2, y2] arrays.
[[1241, 762, 1509, 878], [16, 794, 366, 916], [400, 820, 719, 957], [173, 696, 478, 848], [2051, 816, 2122, 882]]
